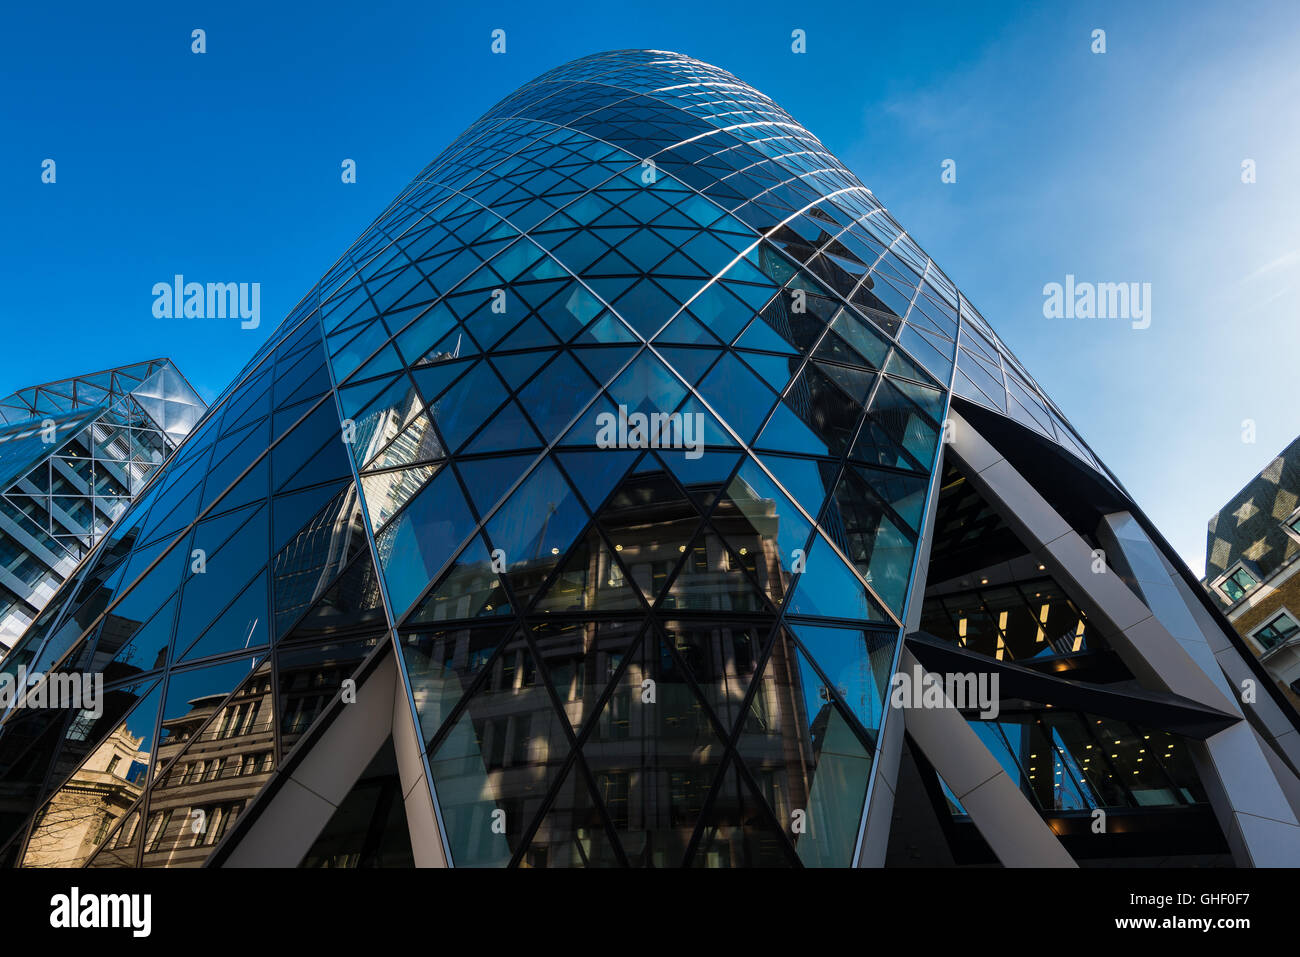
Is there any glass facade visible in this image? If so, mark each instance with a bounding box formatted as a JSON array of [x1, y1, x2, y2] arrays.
[[0, 360, 204, 652], [0, 50, 1195, 868]]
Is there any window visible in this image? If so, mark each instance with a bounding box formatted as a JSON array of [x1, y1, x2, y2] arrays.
[[145, 810, 173, 851], [1252, 611, 1299, 652], [106, 755, 121, 775], [1217, 565, 1259, 603], [66, 710, 97, 742]]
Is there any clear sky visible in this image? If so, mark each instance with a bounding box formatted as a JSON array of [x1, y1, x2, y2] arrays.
[[3, 0, 1298, 577]]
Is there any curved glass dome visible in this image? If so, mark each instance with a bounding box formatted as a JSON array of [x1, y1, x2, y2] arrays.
[[0, 50, 1116, 869]]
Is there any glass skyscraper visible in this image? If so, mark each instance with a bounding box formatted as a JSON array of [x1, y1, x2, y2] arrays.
[[0, 360, 203, 653], [1, 50, 1297, 869]]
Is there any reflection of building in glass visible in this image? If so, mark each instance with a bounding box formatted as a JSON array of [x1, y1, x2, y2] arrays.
[[142, 667, 275, 868], [21, 721, 148, 867], [0, 361, 204, 651], [0, 50, 1298, 869]]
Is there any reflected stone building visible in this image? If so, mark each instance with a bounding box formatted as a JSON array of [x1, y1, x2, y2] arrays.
[[0, 51, 1298, 868]]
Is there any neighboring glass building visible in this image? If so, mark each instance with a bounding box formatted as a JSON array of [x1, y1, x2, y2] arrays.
[[1, 51, 1297, 869], [0, 360, 204, 652]]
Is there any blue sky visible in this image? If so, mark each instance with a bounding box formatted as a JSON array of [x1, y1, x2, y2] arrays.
[[3, 0, 1298, 576]]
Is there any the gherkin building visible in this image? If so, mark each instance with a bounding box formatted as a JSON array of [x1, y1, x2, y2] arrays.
[[2, 49, 1299, 869]]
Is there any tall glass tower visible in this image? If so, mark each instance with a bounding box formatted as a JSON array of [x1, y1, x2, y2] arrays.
[[1, 51, 1297, 869]]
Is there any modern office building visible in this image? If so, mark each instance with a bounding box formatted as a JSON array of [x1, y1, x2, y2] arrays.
[[0, 360, 204, 653], [1, 50, 1298, 869], [1204, 435, 1300, 710]]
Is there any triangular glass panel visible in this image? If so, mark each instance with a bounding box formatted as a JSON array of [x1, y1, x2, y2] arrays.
[[533, 521, 643, 613], [489, 350, 551, 391], [85, 809, 142, 868], [360, 412, 444, 473], [462, 399, 545, 454], [580, 628, 729, 867], [673, 396, 737, 448], [737, 349, 801, 393], [733, 630, 873, 867], [652, 310, 720, 346], [360, 464, 439, 533], [399, 622, 518, 752], [426, 631, 572, 866], [758, 454, 838, 530], [276, 539, 388, 645], [788, 621, 897, 740], [374, 464, 478, 617], [100, 594, 177, 685], [409, 356, 474, 405], [497, 314, 562, 351], [406, 533, 512, 624], [823, 466, 917, 616], [754, 400, 834, 458], [484, 456, 589, 612], [519, 353, 600, 444], [574, 312, 640, 345], [271, 480, 349, 555], [850, 462, 930, 533], [177, 571, 270, 662], [592, 463, 704, 607], [278, 634, 383, 758], [606, 350, 687, 418], [517, 757, 622, 868], [711, 459, 813, 607], [787, 533, 889, 623], [658, 448, 741, 512], [661, 619, 766, 739], [426, 361, 510, 452], [651, 346, 720, 387], [867, 377, 940, 470], [157, 654, 268, 770], [695, 352, 778, 445], [455, 454, 538, 519], [688, 758, 796, 867], [19, 682, 161, 867], [555, 449, 640, 512]]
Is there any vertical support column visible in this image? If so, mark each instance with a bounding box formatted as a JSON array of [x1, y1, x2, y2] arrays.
[[1099, 513, 1300, 867], [391, 646, 448, 867], [897, 648, 1076, 867], [217, 649, 436, 867], [853, 441, 948, 866]]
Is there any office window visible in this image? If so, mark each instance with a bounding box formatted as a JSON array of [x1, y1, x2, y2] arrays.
[[1253, 611, 1299, 652], [1218, 566, 1259, 603]]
